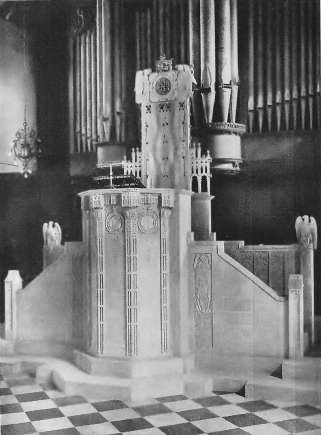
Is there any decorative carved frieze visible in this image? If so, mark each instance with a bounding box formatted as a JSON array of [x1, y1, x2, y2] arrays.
[[90, 194, 104, 209], [82, 190, 175, 211], [121, 191, 141, 208], [161, 192, 175, 208], [141, 193, 159, 205]]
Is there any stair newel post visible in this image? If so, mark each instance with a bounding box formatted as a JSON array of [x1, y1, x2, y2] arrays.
[[288, 274, 304, 359], [295, 215, 317, 347], [4, 270, 23, 341]]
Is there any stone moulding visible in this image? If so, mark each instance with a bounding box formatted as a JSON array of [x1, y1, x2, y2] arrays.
[[79, 189, 175, 211]]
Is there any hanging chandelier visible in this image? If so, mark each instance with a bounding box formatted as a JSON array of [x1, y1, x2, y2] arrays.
[[10, 107, 41, 178]]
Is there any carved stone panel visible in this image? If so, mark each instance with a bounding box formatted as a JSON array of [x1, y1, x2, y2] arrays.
[[193, 254, 214, 351]]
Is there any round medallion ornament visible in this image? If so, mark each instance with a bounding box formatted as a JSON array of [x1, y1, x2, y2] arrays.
[[155, 77, 172, 95], [138, 211, 159, 233], [106, 213, 123, 233]]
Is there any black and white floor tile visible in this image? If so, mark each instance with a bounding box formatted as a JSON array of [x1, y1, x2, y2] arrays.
[[1, 373, 321, 434]]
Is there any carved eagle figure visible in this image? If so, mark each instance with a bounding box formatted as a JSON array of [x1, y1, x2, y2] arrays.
[[42, 221, 62, 249], [295, 215, 317, 249]]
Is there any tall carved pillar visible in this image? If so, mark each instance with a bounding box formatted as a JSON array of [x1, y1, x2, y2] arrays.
[[160, 208, 171, 353], [124, 209, 138, 356], [295, 215, 317, 347]]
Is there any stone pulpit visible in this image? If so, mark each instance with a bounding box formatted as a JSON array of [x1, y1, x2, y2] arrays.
[[75, 58, 203, 396]]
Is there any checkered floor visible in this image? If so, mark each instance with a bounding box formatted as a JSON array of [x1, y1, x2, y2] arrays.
[[1, 373, 321, 434]]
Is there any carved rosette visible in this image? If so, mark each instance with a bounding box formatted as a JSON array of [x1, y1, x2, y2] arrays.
[[105, 212, 124, 234], [138, 210, 159, 234]]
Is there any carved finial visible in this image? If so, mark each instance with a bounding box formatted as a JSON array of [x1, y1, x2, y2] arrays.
[[295, 215, 317, 249], [156, 55, 173, 73], [43, 221, 62, 250]]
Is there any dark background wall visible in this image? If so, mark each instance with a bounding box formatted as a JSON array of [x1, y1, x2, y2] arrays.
[[214, 131, 319, 244], [0, 2, 73, 322]]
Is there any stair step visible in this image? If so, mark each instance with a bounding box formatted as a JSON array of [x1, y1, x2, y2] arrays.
[[282, 358, 321, 381], [246, 376, 321, 405], [0, 361, 22, 376]]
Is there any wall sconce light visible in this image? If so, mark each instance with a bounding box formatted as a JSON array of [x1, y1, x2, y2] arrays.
[[10, 107, 42, 178]]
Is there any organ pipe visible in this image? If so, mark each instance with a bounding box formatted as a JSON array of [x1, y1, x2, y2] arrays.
[[146, 8, 152, 67], [164, 0, 170, 57], [274, 0, 282, 132], [120, 0, 126, 143], [291, 0, 298, 130], [247, 0, 320, 133], [80, 32, 87, 152], [299, 0, 306, 129], [179, 0, 185, 62], [283, 0, 291, 131], [255, 0, 263, 132], [158, 0, 164, 56], [114, 1, 121, 143], [315, 0, 321, 129], [187, 0, 201, 128], [96, 0, 103, 142], [248, 0, 255, 132], [152, 0, 158, 59], [68, 26, 75, 154], [200, 0, 215, 124], [71, 0, 128, 153], [75, 35, 81, 151], [265, 1, 273, 131], [230, 0, 239, 124], [135, 12, 140, 70], [215, 0, 232, 123], [86, 30, 92, 151], [307, 0, 314, 130], [102, 0, 112, 141], [91, 28, 98, 146]]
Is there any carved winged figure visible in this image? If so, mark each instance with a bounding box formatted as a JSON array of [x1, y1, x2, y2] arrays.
[[43, 221, 62, 249], [295, 215, 317, 249]]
